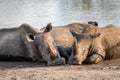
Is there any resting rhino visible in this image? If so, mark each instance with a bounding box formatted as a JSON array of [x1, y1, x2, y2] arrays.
[[41, 22, 98, 47], [69, 24, 120, 64], [49, 23, 92, 62], [41, 23, 88, 47], [43, 22, 98, 62], [0, 23, 65, 66]]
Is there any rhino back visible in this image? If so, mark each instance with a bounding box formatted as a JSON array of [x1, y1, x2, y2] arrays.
[[50, 27, 74, 47], [50, 23, 88, 47], [0, 28, 28, 57]]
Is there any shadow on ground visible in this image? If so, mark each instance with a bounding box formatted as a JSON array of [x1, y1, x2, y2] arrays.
[[0, 61, 46, 68], [0, 59, 120, 69]]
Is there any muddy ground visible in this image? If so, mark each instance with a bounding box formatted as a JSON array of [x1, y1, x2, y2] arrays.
[[0, 59, 120, 80]]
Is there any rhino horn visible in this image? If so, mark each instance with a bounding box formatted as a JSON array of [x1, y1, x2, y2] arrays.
[[48, 44, 58, 59], [73, 39, 78, 55]]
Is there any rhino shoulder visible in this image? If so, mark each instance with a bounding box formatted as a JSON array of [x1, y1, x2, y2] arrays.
[[102, 24, 120, 49]]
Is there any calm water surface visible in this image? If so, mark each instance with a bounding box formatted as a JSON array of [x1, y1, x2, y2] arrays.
[[0, 0, 120, 28]]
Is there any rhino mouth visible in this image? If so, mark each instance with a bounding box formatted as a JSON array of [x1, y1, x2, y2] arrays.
[[37, 45, 65, 66], [68, 57, 82, 65]]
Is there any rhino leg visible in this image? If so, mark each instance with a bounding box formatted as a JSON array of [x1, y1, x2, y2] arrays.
[[85, 54, 104, 64]]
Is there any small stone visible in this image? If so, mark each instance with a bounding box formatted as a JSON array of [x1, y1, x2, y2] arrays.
[[101, 67, 110, 70], [111, 66, 119, 69]]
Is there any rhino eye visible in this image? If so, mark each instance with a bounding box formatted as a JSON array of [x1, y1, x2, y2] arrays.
[[27, 33, 36, 41]]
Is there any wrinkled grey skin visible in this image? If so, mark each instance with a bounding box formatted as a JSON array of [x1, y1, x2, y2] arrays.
[[0, 24, 41, 62], [0, 23, 65, 66]]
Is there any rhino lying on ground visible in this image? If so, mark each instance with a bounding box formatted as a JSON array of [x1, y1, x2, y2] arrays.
[[41, 22, 98, 47], [43, 22, 98, 63], [69, 24, 120, 64], [50, 22, 98, 47], [0, 23, 65, 66], [41, 23, 89, 62]]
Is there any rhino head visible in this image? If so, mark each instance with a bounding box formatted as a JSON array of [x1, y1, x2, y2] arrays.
[[28, 23, 65, 66], [68, 32, 101, 65]]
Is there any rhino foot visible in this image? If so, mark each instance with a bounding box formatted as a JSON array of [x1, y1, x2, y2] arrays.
[[85, 54, 104, 64]]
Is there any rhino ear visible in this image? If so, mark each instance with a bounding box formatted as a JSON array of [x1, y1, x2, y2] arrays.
[[88, 21, 93, 24], [71, 31, 81, 41], [44, 23, 52, 33], [94, 21, 98, 26], [91, 33, 101, 39], [88, 21, 98, 26], [71, 31, 78, 37]]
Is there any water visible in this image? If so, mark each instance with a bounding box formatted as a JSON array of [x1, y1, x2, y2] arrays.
[[0, 0, 120, 28]]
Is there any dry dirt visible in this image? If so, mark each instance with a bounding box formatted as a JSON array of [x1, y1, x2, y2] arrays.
[[0, 59, 120, 80]]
